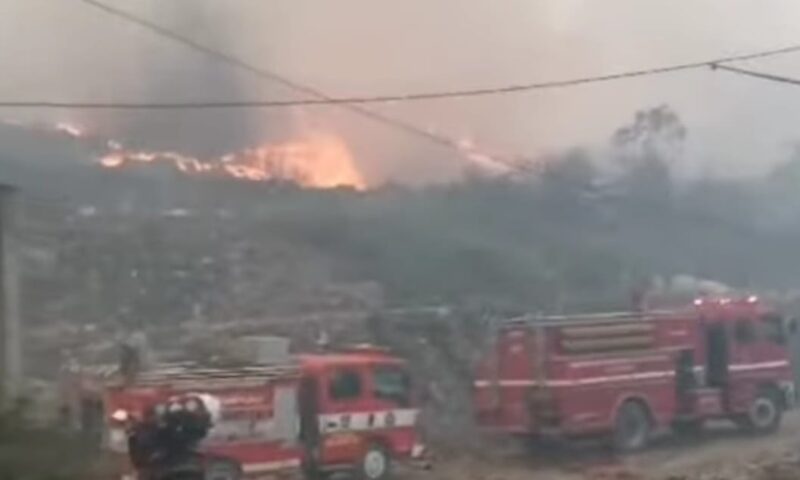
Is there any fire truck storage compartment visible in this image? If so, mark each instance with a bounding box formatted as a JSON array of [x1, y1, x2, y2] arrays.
[[558, 321, 655, 354]]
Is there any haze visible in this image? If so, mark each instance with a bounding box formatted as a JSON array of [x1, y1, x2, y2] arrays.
[[3, 0, 800, 184]]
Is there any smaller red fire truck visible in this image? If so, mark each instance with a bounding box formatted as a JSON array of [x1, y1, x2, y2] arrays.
[[474, 296, 796, 451], [64, 344, 425, 479]]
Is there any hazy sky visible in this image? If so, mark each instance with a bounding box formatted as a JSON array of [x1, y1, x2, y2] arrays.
[[3, 1, 800, 183]]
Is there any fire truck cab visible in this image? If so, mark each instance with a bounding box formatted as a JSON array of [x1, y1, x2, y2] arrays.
[[66, 344, 424, 479], [474, 297, 796, 451]]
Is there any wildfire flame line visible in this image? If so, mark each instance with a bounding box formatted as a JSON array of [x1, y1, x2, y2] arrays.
[[3, 118, 523, 188], [98, 133, 366, 190], [3, 119, 366, 190]]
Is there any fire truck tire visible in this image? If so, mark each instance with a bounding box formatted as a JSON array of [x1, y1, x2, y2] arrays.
[[357, 444, 392, 480], [204, 458, 242, 480], [740, 390, 783, 434], [612, 401, 651, 452]]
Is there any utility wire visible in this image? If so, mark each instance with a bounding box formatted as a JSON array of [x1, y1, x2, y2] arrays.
[[8, 42, 800, 111], [10, 0, 800, 114], [25, 0, 800, 175], [712, 63, 800, 87], [72, 0, 472, 159]]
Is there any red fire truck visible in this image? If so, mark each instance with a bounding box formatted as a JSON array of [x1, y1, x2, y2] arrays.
[[473, 296, 796, 451], [65, 344, 425, 479]]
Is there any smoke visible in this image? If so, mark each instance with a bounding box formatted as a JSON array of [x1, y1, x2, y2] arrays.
[[3, 1, 800, 183], [88, 3, 268, 157]]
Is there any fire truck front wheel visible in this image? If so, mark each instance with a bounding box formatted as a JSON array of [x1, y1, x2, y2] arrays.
[[739, 390, 783, 434], [613, 400, 651, 452], [357, 444, 392, 480]]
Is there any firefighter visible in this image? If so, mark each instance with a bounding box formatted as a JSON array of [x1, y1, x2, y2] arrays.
[[126, 394, 238, 480]]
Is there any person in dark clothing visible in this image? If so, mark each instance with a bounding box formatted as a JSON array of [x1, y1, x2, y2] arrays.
[[127, 396, 214, 480]]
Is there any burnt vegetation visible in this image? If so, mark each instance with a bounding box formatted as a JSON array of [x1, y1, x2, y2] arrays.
[[4, 105, 800, 329], [4, 104, 800, 463]]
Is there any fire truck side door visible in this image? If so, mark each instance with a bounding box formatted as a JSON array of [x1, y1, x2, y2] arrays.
[[299, 377, 322, 469], [705, 323, 729, 388], [319, 366, 369, 465]]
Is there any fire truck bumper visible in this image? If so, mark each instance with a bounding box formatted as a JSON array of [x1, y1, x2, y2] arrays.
[[407, 443, 433, 470]]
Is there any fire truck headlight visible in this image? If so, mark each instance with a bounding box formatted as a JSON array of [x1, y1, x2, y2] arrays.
[[111, 409, 129, 422], [411, 443, 426, 459]]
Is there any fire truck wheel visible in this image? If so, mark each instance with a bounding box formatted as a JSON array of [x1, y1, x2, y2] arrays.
[[741, 390, 783, 434], [358, 444, 392, 480], [613, 401, 651, 452]]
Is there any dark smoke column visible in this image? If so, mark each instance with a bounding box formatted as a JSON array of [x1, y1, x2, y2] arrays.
[[97, 2, 280, 157]]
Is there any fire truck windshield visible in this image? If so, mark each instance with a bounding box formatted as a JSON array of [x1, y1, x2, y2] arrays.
[[373, 366, 411, 407]]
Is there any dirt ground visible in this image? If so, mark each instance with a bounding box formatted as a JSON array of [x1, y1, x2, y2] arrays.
[[407, 412, 800, 480]]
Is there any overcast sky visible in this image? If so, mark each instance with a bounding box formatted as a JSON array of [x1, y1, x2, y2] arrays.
[[3, 1, 800, 183]]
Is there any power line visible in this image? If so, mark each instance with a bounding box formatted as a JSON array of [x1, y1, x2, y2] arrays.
[[712, 63, 800, 88], [73, 0, 472, 159], [8, 42, 800, 111], [37, 0, 800, 176]]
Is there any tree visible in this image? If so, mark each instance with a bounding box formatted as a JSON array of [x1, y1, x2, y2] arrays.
[[538, 148, 598, 203], [612, 105, 686, 202]]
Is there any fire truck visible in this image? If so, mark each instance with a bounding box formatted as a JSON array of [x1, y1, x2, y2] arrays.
[[473, 296, 796, 451], [64, 343, 425, 479]]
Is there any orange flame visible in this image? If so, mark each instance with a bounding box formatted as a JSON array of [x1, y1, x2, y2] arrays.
[[98, 132, 367, 190], [55, 122, 86, 138]]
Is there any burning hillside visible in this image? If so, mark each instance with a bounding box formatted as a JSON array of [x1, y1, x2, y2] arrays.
[[2, 119, 367, 190], [99, 131, 367, 190], [4, 116, 535, 192]]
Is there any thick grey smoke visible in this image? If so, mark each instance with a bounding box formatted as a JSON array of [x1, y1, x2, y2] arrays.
[[89, 3, 267, 157], [3, 1, 800, 182]]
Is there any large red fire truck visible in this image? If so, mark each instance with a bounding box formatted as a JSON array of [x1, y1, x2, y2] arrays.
[[474, 296, 796, 451], [64, 344, 425, 479]]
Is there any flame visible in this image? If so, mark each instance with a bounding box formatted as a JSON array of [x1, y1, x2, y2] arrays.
[[1, 118, 366, 189], [2, 118, 88, 139], [98, 132, 367, 190], [55, 122, 85, 138], [456, 136, 531, 175]]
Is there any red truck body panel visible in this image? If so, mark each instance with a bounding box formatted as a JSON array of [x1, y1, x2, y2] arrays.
[[475, 297, 795, 441], [70, 347, 422, 478]]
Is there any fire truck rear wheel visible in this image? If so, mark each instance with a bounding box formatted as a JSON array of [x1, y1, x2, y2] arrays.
[[358, 444, 392, 480], [613, 401, 651, 452], [741, 390, 783, 434]]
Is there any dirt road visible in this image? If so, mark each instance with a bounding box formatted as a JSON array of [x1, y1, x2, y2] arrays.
[[410, 412, 800, 480]]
